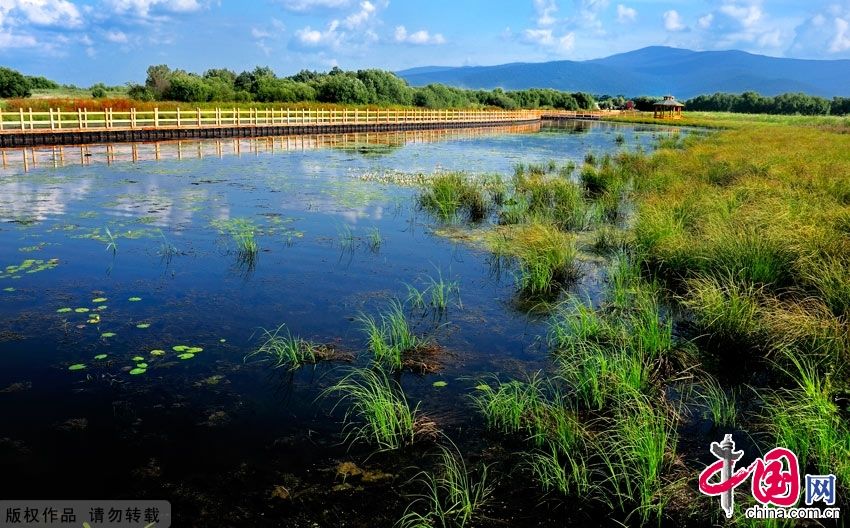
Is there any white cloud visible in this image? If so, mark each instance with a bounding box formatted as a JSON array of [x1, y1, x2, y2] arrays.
[[616, 4, 636, 24], [106, 0, 203, 17], [522, 27, 574, 53], [280, 0, 350, 12], [697, 13, 713, 29], [251, 27, 272, 39], [0, 31, 38, 48], [830, 17, 850, 53], [394, 25, 445, 45], [0, 0, 82, 28], [105, 29, 128, 42], [719, 2, 762, 29], [533, 0, 558, 27], [343, 0, 374, 29], [663, 10, 686, 32]]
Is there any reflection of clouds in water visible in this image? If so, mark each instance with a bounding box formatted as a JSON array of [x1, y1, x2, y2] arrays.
[[338, 205, 383, 224], [0, 179, 94, 221], [103, 178, 223, 231]]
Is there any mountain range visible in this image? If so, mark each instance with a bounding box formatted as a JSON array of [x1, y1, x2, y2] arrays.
[[396, 47, 850, 99]]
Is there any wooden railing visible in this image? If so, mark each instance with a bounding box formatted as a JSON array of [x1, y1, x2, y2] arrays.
[[0, 107, 541, 133]]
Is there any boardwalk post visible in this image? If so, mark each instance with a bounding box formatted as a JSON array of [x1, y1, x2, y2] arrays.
[[0, 108, 3, 131], [29, 108, 33, 130], [49, 108, 55, 130], [176, 108, 181, 127], [77, 108, 82, 130], [154, 107, 159, 128], [197, 108, 202, 127], [19, 108, 25, 131]]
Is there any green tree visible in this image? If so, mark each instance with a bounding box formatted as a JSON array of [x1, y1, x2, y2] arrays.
[[0, 67, 31, 97], [90, 83, 107, 98], [145, 64, 172, 98], [316, 74, 370, 104]]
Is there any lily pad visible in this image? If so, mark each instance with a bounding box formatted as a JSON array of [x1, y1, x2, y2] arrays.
[[56, 307, 72, 313], [3, 287, 15, 292], [136, 323, 151, 329], [432, 381, 448, 388], [132, 356, 145, 361], [94, 354, 108, 360], [96, 305, 108, 311], [177, 353, 195, 360], [135, 362, 149, 369], [74, 307, 90, 313], [172, 345, 189, 352], [150, 349, 166, 356], [474, 384, 491, 391], [220, 339, 226, 343], [68, 364, 86, 371], [128, 297, 142, 302], [101, 332, 116, 338], [186, 346, 203, 353], [92, 297, 107, 303], [88, 315, 101, 324], [129, 368, 147, 375]]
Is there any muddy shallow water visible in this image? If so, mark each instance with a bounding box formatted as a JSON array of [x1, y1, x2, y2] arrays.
[[0, 121, 685, 526]]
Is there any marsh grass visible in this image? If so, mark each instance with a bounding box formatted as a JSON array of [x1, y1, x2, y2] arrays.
[[359, 300, 423, 371], [762, 351, 850, 487], [339, 224, 356, 249], [488, 223, 580, 295], [157, 230, 179, 261], [682, 273, 764, 345], [104, 226, 118, 256], [470, 374, 581, 450], [244, 325, 330, 370], [397, 442, 493, 528], [526, 446, 591, 497], [696, 376, 737, 428], [367, 227, 383, 252], [325, 368, 422, 450], [419, 173, 488, 222], [596, 394, 679, 523]]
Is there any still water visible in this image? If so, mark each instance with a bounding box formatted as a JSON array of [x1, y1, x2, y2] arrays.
[[0, 121, 684, 526]]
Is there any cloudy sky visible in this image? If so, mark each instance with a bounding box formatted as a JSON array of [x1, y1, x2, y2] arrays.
[[2, 0, 850, 85]]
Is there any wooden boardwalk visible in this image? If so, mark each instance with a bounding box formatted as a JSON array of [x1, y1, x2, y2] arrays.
[[0, 107, 620, 147]]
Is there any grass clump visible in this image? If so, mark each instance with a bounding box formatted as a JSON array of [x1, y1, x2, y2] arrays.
[[359, 300, 421, 371], [407, 270, 462, 314], [398, 443, 493, 528], [696, 376, 737, 428], [761, 352, 850, 489], [526, 446, 591, 498], [245, 325, 336, 370], [325, 368, 423, 450], [682, 273, 764, 345], [419, 173, 488, 222], [471, 374, 581, 449], [597, 394, 679, 524], [488, 222, 579, 295]]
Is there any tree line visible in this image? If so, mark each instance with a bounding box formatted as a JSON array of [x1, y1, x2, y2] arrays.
[[4, 64, 850, 115], [130, 65, 596, 110], [684, 91, 850, 116]]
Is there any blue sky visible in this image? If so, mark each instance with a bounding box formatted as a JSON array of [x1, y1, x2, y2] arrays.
[[2, 0, 850, 85]]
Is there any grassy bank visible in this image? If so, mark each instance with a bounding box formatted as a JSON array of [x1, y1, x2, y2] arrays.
[[410, 114, 849, 525]]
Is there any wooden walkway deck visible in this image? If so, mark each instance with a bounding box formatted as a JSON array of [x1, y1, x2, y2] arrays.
[[0, 107, 620, 147]]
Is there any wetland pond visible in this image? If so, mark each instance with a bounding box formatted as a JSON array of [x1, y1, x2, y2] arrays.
[[0, 121, 687, 527]]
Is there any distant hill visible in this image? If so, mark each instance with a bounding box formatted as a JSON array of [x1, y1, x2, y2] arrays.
[[397, 46, 850, 99]]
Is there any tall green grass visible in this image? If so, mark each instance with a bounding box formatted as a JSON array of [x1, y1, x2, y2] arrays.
[[397, 443, 493, 528], [245, 324, 317, 370], [359, 300, 420, 370], [419, 173, 488, 222], [324, 368, 421, 450]]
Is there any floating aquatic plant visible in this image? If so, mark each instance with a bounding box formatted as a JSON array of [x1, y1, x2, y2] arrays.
[[68, 364, 86, 371], [94, 354, 108, 360], [150, 350, 165, 356], [56, 308, 72, 313], [128, 297, 142, 302], [101, 332, 116, 338], [136, 323, 150, 329], [432, 381, 448, 388], [177, 353, 195, 360], [92, 297, 107, 303], [129, 368, 146, 375]]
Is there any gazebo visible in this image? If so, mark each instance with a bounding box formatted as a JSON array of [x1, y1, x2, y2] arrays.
[[653, 95, 684, 119]]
